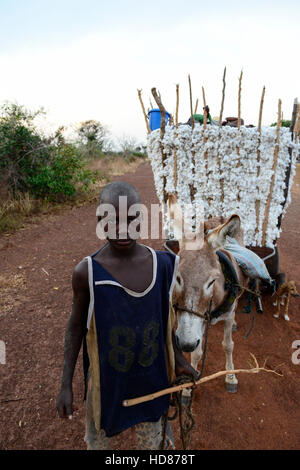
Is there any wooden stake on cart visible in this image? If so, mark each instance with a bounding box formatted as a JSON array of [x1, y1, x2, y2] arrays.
[[202, 86, 206, 107], [255, 86, 266, 236], [188, 75, 196, 201], [151, 87, 168, 204], [137, 89, 151, 134], [174, 84, 180, 191], [262, 98, 282, 246], [202, 86, 211, 212], [294, 103, 300, 143], [188, 74, 195, 130], [203, 87, 214, 217], [218, 67, 226, 204], [194, 98, 199, 114], [202, 86, 207, 130], [175, 84, 180, 128], [237, 70, 243, 130], [219, 67, 226, 128], [236, 70, 243, 202], [151, 88, 166, 139]]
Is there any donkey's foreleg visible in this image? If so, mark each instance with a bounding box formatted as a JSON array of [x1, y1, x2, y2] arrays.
[[232, 310, 237, 332], [284, 294, 290, 321], [222, 311, 238, 393]]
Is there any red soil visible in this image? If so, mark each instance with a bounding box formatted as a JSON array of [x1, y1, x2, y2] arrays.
[[0, 162, 299, 450]]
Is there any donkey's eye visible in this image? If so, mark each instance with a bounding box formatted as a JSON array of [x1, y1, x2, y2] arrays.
[[177, 276, 181, 285], [208, 279, 215, 288]]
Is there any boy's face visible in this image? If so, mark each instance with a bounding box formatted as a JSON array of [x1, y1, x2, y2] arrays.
[[97, 197, 142, 252]]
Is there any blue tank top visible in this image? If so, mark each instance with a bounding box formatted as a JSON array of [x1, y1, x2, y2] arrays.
[[83, 245, 178, 437]]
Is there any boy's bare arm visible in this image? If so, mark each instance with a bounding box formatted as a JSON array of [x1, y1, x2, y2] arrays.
[[56, 259, 89, 419]]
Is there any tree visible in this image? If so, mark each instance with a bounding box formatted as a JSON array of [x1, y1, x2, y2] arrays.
[[118, 135, 138, 157], [77, 120, 108, 158]]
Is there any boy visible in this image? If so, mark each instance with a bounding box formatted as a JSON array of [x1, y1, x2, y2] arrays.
[[56, 181, 197, 450]]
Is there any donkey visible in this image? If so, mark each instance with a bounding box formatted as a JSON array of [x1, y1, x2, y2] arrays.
[[166, 213, 249, 394]]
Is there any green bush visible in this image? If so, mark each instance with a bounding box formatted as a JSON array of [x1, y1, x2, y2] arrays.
[[270, 120, 291, 128], [0, 102, 99, 201], [132, 151, 147, 158], [27, 144, 99, 201]]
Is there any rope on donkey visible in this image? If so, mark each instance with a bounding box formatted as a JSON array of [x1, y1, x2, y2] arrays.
[[237, 279, 265, 339], [160, 300, 212, 450]]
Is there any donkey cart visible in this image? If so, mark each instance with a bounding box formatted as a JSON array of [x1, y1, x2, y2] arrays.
[[138, 76, 300, 316]]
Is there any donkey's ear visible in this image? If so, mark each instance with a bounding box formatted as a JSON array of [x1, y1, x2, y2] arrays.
[[206, 214, 241, 250], [164, 239, 180, 255]]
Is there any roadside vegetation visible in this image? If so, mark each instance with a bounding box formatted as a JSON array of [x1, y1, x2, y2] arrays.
[[0, 102, 147, 234]]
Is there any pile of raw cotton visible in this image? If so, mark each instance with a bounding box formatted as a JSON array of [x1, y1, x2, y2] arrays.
[[147, 124, 298, 247]]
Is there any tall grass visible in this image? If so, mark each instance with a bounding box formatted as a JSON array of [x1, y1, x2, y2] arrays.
[[87, 153, 147, 176], [0, 192, 50, 233]]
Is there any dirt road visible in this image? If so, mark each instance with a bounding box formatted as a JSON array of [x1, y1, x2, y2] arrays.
[[0, 162, 299, 450]]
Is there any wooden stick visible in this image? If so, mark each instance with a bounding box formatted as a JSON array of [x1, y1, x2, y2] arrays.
[[262, 99, 282, 245], [188, 75, 196, 201], [235, 71, 244, 206], [202, 86, 207, 108], [202, 85, 210, 208], [137, 89, 151, 134], [151, 87, 166, 139], [202, 87, 208, 130], [202, 86, 208, 139], [194, 98, 198, 114], [294, 103, 300, 143], [238, 70, 243, 130], [219, 67, 226, 128], [236, 71, 243, 174], [123, 354, 282, 407], [151, 87, 168, 204], [175, 84, 179, 128], [174, 84, 179, 191], [289, 98, 298, 134], [0, 398, 24, 404], [255, 86, 266, 236], [217, 67, 226, 205], [188, 74, 194, 129], [258, 86, 265, 133]]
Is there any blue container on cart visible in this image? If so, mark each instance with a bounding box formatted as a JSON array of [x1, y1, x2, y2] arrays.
[[148, 108, 171, 131]]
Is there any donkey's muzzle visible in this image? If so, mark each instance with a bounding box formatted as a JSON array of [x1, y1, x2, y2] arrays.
[[176, 336, 200, 353]]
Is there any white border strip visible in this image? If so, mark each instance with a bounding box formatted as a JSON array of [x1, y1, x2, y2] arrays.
[[169, 254, 180, 301], [86, 256, 95, 330], [94, 247, 157, 298]]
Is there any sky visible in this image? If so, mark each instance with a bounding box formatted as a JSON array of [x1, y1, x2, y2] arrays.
[[0, 0, 299, 146]]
